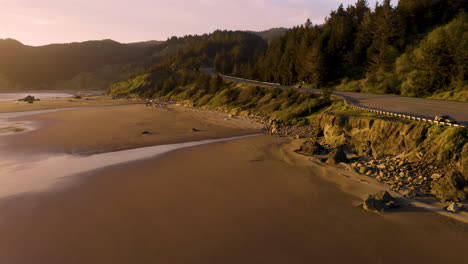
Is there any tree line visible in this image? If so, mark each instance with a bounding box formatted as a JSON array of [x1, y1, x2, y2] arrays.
[[229, 0, 466, 100]]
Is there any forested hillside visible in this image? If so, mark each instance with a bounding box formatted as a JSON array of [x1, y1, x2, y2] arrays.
[[231, 0, 467, 100], [248, 28, 288, 43], [0, 30, 268, 92], [108, 31, 267, 98], [0, 39, 164, 91]]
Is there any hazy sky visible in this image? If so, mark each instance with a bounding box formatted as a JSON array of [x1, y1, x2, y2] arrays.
[[0, 0, 385, 46]]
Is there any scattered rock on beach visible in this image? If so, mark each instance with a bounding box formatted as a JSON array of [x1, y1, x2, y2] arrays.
[[363, 191, 399, 212], [19, 95, 37, 104]]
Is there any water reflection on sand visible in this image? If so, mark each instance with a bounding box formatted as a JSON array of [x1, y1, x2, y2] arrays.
[[0, 133, 261, 199]]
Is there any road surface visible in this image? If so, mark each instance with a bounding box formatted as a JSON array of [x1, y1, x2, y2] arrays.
[[204, 69, 468, 126]]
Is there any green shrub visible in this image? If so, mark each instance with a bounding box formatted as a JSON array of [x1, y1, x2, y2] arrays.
[[431, 171, 467, 202]]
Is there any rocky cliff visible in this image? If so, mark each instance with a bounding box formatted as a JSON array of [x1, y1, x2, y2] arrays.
[[298, 112, 468, 201]]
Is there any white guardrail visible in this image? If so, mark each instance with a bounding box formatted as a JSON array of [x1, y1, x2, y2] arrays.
[[346, 104, 465, 128], [215, 72, 466, 128]]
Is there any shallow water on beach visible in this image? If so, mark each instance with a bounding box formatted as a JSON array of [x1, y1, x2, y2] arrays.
[[0, 107, 93, 136], [0, 134, 261, 199], [0, 92, 73, 102]]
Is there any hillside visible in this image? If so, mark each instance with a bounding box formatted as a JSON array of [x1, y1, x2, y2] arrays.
[[0, 39, 162, 91], [0, 30, 268, 92], [108, 30, 267, 98], [247, 28, 288, 43]]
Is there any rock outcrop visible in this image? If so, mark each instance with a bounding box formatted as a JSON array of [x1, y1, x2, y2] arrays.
[[298, 140, 327, 156], [326, 145, 349, 164]]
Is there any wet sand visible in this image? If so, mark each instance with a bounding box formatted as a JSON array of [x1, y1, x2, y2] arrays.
[[0, 101, 467, 263], [0, 136, 467, 263]]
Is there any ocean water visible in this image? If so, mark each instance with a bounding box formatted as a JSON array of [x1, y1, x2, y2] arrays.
[[0, 92, 73, 102]]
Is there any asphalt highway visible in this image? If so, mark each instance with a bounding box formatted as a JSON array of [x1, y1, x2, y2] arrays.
[[208, 70, 468, 125]]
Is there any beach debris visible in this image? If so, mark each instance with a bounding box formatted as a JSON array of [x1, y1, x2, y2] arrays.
[[191, 128, 199, 132], [363, 191, 399, 212], [74, 95, 82, 99], [326, 145, 349, 164], [446, 202, 461, 213], [141, 131, 152, 135]]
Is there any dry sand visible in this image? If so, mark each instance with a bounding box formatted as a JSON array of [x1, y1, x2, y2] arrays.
[[1, 104, 263, 154], [0, 100, 467, 263]]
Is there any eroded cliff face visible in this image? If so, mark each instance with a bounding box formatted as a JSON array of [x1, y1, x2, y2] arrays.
[[315, 113, 467, 177]]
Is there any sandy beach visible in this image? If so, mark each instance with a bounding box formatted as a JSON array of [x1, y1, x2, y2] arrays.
[[0, 99, 467, 263], [1, 103, 263, 155]]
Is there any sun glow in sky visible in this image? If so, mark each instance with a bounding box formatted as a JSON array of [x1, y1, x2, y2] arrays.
[[0, 0, 386, 46]]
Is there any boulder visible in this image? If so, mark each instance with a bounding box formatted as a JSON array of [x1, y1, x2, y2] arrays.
[[22, 95, 36, 104], [359, 166, 368, 174], [298, 140, 327, 155], [326, 145, 349, 164], [363, 195, 385, 211], [363, 191, 397, 212], [446, 202, 461, 213], [374, 191, 393, 203]]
